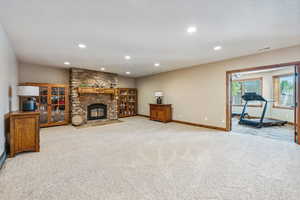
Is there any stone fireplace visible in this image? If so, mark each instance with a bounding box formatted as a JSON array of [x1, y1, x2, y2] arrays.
[[87, 103, 107, 120], [70, 68, 118, 126]]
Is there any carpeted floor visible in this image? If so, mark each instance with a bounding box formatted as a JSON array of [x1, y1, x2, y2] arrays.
[[1, 116, 300, 200]]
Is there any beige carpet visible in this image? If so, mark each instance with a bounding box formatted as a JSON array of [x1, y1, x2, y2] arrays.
[[1, 116, 300, 200]]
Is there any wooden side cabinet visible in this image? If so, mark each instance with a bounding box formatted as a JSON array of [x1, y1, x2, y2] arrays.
[[6, 112, 40, 158], [149, 104, 172, 123]]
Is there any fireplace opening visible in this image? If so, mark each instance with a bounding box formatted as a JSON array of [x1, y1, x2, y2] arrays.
[[87, 103, 107, 120]]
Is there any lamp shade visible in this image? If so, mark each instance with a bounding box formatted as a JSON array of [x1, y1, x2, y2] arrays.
[[17, 86, 39, 96], [154, 91, 163, 97]]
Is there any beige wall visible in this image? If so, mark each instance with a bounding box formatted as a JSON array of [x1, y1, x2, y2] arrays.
[[19, 63, 136, 88], [137, 45, 300, 128], [19, 63, 69, 84], [0, 25, 19, 155], [232, 67, 295, 123], [117, 75, 136, 88]]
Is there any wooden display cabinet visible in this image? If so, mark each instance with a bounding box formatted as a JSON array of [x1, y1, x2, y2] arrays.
[[19, 83, 69, 127], [117, 88, 137, 118]]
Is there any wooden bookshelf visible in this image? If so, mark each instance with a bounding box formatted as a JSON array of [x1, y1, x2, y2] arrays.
[[117, 88, 137, 118]]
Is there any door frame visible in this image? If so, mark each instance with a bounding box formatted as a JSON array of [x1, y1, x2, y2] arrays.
[[225, 61, 300, 144]]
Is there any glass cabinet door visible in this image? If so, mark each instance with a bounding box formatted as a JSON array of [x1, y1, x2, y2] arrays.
[[50, 87, 66, 123], [39, 86, 49, 124]]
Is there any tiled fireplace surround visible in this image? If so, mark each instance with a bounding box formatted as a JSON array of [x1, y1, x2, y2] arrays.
[[70, 68, 118, 125]]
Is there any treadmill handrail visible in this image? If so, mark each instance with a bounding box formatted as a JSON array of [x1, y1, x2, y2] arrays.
[[241, 92, 266, 102]]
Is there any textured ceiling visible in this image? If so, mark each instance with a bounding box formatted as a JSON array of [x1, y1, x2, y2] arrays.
[[0, 0, 300, 77]]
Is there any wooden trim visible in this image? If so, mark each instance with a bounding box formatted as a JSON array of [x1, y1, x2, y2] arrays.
[[77, 87, 116, 95], [137, 114, 149, 118], [272, 73, 295, 79], [137, 114, 226, 131], [227, 61, 300, 74], [10, 111, 40, 116], [226, 62, 300, 144], [272, 105, 294, 110], [149, 104, 172, 106], [40, 121, 69, 128], [172, 120, 227, 131], [226, 72, 232, 131], [19, 82, 69, 87], [232, 77, 263, 82]]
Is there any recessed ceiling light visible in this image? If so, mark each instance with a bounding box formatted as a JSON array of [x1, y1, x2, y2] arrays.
[[154, 63, 160, 67], [78, 43, 87, 49], [64, 61, 71, 65], [126, 71, 131, 75], [124, 55, 131, 60], [187, 26, 197, 34], [214, 46, 222, 51], [100, 67, 105, 71], [258, 47, 271, 51]]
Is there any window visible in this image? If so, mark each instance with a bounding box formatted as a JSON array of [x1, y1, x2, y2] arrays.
[[232, 78, 262, 106], [273, 74, 295, 109]]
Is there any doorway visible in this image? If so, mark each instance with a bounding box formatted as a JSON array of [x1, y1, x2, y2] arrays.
[[226, 62, 300, 144]]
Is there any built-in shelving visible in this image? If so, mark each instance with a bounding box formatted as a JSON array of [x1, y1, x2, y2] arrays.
[[117, 88, 137, 118]]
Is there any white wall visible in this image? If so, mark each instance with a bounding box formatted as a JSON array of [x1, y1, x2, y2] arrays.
[[137, 45, 300, 128], [232, 67, 294, 123], [0, 25, 19, 155]]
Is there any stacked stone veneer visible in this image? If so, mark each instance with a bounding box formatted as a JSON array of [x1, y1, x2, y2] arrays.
[[70, 68, 119, 125]]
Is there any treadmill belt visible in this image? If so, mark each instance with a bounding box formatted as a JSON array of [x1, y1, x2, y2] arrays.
[[241, 118, 287, 127], [245, 118, 283, 123]]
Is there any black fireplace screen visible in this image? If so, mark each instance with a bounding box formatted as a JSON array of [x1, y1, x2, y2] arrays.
[[87, 103, 107, 120]]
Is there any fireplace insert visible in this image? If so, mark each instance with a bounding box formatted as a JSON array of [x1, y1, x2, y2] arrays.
[[87, 103, 107, 120]]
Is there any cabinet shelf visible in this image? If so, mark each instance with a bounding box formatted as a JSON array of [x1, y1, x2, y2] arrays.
[[117, 88, 137, 118]]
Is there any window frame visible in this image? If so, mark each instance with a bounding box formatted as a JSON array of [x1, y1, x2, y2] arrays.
[[232, 77, 263, 107], [273, 73, 295, 110]]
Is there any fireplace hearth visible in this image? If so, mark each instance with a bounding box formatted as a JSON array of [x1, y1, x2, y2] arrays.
[[87, 103, 107, 120]]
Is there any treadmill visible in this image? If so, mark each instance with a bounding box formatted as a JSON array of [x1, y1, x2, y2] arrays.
[[239, 92, 288, 128]]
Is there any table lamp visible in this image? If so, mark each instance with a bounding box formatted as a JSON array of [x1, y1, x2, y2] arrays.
[[154, 91, 163, 104], [17, 86, 39, 111]]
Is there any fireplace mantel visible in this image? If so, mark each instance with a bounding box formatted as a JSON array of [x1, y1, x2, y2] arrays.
[[77, 87, 116, 95]]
